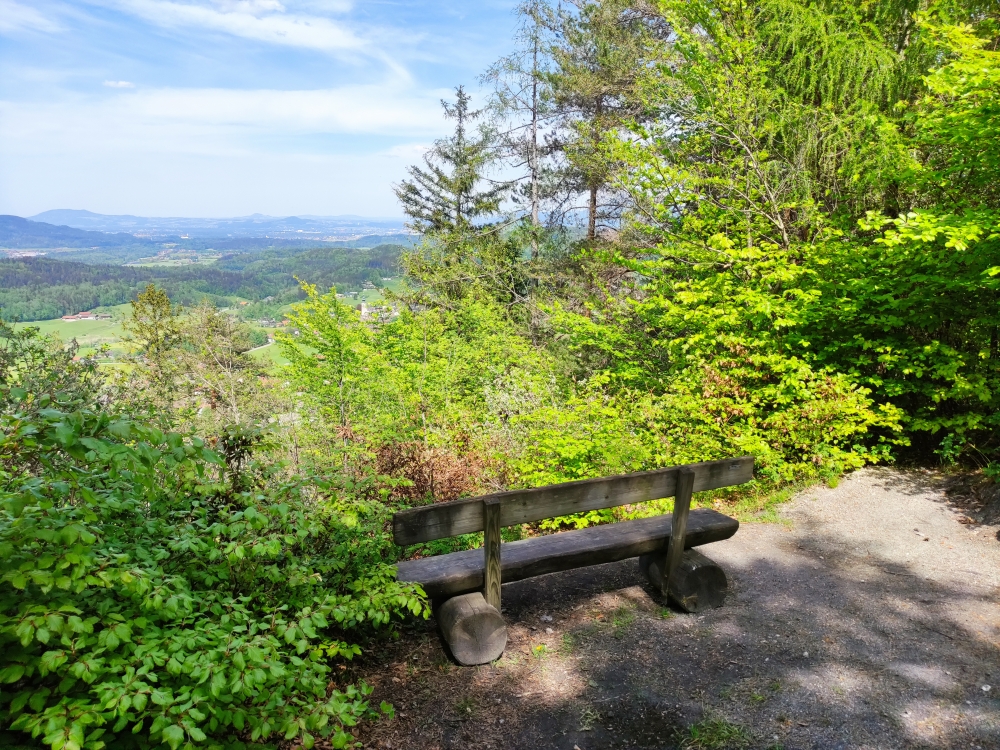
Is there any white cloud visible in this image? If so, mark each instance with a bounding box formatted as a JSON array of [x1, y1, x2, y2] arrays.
[[213, 0, 286, 13], [0, 0, 62, 33], [104, 80, 136, 88], [103, 0, 365, 53], [381, 142, 432, 161], [125, 85, 447, 134], [0, 82, 448, 215], [292, 0, 353, 12], [0, 83, 452, 159]]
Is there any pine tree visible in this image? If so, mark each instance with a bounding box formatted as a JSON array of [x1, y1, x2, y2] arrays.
[[123, 283, 180, 359], [546, 0, 662, 241], [394, 87, 507, 236], [483, 1, 561, 258]]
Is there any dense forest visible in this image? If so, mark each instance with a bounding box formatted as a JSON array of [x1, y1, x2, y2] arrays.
[[35, 234, 418, 266], [3, 1, 1000, 749], [0, 244, 404, 319]]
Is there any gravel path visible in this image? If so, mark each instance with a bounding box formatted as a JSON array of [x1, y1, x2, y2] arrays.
[[355, 468, 1000, 749]]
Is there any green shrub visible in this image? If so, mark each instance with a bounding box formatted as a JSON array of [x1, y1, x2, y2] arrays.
[[0, 325, 428, 750]]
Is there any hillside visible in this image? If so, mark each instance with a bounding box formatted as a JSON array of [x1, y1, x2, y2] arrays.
[[0, 215, 154, 249], [0, 244, 405, 320]]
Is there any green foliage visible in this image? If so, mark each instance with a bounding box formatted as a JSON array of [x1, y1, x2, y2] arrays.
[[0, 325, 428, 750], [576, 1, 1000, 469], [803, 210, 1000, 441], [905, 21, 1000, 209], [682, 717, 751, 749], [279, 284, 559, 464], [795, 20, 1000, 453], [122, 285, 180, 360]]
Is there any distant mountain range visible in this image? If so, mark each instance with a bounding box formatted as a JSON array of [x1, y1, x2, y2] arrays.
[[0, 215, 152, 249], [1, 212, 419, 261], [28, 210, 409, 240]]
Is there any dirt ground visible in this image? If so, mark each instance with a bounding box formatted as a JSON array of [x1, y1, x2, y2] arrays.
[[351, 468, 1000, 749]]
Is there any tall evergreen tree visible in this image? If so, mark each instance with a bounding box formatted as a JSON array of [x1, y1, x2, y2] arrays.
[[483, 1, 562, 257], [545, 0, 662, 240], [394, 87, 506, 236]]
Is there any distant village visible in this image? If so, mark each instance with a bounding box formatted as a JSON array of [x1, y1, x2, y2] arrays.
[[60, 311, 113, 321]]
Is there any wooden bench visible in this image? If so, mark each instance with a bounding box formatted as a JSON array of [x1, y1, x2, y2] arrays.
[[394, 456, 752, 665]]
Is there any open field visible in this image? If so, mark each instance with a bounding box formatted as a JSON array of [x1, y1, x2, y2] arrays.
[[14, 305, 131, 356], [16, 307, 295, 364], [249, 341, 291, 367], [125, 249, 223, 267]]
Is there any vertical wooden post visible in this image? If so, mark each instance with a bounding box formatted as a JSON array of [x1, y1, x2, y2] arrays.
[[664, 467, 695, 597], [483, 497, 502, 611]]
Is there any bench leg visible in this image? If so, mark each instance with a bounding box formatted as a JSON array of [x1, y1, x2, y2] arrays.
[[483, 497, 502, 611], [436, 592, 507, 666], [640, 548, 728, 613], [663, 467, 695, 596]]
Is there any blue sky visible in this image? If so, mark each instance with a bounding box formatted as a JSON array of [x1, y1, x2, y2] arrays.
[[0, 1, 521, 218]]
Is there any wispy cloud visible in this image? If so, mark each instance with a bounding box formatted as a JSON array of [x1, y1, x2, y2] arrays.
[[0, 83, 451, 154], [1, 1, 517, 216], [0, 0, 62, 33], [129, 84, 447, 136], [102, 0, 365, 53], [381, 142, 432, 161]]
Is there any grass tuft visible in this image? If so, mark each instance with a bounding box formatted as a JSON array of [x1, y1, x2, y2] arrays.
[[681, 717, 752, 749], [611, 605, 636, 637]]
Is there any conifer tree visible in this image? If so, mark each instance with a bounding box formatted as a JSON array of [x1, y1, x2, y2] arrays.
[[394, 87, 506, 236], [123, 283, 180, 360], [483, 1, 561, 258], [546, 0, 661, 240]]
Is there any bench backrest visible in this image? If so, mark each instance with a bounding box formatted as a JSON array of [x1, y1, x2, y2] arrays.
[[392, 456, 754, 546]]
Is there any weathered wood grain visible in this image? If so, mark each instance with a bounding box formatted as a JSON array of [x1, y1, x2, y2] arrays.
[[393, 456, 753, 545], [483, 498, 502, 610], [395, 508, 739, 599], [436, 592, 507, 666], [663, 467, 695, 596], [640, 548, 728, 613]]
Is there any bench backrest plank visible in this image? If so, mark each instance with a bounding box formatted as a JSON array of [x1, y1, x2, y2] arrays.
[[393, 455, 753, 546]]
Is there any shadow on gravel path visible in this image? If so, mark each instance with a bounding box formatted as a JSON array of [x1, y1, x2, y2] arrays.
[[354, 469, 1000, 750]]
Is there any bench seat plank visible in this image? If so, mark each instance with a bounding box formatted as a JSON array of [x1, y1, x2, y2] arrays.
[[395, 508, 739, 600]]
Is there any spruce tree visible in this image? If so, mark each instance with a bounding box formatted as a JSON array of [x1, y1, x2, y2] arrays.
[[483, 1, 561, 258], [546, 0, 661, 241], [394, 87, 506, 236]]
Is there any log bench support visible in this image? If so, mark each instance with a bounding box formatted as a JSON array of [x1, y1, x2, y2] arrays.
[[635, 466, 728, 612], [437, 592, 507, 666], [640, 548, 728, 613], [483, 497, 502, 611], [395, 457, 752, 665]]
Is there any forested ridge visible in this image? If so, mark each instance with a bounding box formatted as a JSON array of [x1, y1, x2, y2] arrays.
[[0, 215, 153, 249], [3, 2, 1000, 749], [0, 245, 404, 320]]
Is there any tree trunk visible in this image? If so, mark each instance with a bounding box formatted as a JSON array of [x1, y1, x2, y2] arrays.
[[587, 185, 598, 241], [530, 38, 540, 259], [587, 97, 603, 242]]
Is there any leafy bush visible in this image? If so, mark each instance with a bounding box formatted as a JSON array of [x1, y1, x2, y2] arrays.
[[278, 285, 560, 492], [0, 324, 428, 750], [798, 24, 1000, 456]]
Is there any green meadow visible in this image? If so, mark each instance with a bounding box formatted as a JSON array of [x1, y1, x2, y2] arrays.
[[13, 305, 131, 357]]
